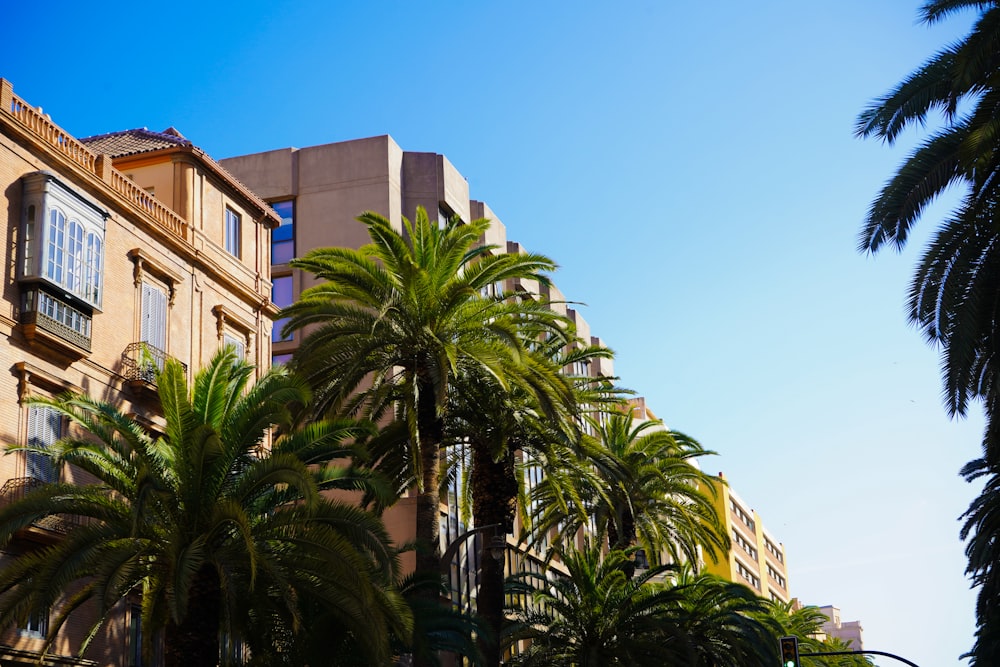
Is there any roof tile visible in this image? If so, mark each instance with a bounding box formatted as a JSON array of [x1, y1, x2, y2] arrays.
[[79, 127, 191, 158]]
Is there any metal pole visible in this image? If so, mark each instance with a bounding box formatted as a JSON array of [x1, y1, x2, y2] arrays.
[[438, 523, 501, 575], [800, 649, 920, 667]]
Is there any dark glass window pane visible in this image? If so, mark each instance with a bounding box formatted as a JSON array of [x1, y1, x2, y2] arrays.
[[272, 353, 293, 366]]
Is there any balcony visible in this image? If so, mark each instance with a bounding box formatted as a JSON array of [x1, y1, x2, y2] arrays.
[[19, 287, 91, 361], [121, 342, 186, 391], [0, 477, 87, 535]]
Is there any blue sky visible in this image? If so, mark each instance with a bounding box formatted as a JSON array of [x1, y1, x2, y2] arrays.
[[4, 1, 983, 664]]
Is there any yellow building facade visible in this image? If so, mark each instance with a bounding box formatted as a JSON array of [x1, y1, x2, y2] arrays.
[[703, 472, 791, 603]]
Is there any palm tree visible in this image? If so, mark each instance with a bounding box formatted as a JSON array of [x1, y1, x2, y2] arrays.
[[504, 544, 774, 667], [856, 4, 1000, 662], [530, 410, 727, 573], [444, 333, 617, 667], [0, 350, 408, 667], [758, 598, 829, 644], [504, 545, 686, 667], [282, 207, 559, 582], [251, 567, 485, 667], [667, 566, 779, 666], [960, 454, 1000, 665]]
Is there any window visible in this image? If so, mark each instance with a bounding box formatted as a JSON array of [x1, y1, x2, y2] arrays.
[[272, 275, 293, 343], [20, 605, 48, 638], [765, 538, 784, 563], [732, 529, 757, 560], [25, 290, 93, 341], [140, 282, 168, 354], [767, 564, 786, 589], [19, 173, 107, 353], [223, 331, 246, 359], [23, 204, 36, 277], [438, 205, 461, 230], [271, 200, 294, 264], [731, 499, 755, 532], [27, 405, 61, 484], [272, 353, 293, 366], [42, 208, 103, 306], [129, 604, 142, 667], [224, 207, 241, 258], [735, 559, 760, 590]]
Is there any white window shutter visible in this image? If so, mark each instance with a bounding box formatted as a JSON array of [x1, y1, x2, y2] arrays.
[[141, 282, 168, 353], [27, 406, 60, 483]]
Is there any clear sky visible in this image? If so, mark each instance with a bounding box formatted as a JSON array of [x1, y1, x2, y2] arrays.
[[3, 1, 983, 664]]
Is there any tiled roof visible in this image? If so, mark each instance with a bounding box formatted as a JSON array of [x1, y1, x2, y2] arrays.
[[79, 127, 191, 157]]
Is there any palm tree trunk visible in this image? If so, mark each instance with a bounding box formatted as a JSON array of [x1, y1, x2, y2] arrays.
[[413, 381, 444, 667], [415, 379, 444, 578], [163, 565, 221, 667], [471, 444, 516, 667], [609, 509, 638, 579]]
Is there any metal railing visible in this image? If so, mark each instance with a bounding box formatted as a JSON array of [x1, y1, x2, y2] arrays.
[[1, 79, 190, 244], [0, 477, 87, 534], [20, 288, 92, 352], [121, 342, 186, 385]]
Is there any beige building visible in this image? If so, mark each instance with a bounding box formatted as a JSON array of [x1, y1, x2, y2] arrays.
[[817, 604, 864, 649], [221, 135, 613, 608], [703, 472, 792, 602], [0, 78, 277, 665]]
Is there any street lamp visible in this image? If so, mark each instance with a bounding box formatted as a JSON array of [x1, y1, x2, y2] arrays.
[[489, 534, 507, 562], [439, 523, 503, 575]]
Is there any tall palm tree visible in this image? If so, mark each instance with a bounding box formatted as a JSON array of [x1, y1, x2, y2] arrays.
[[667, 566, 779, 667], [960, 454, 1000, 665], [856, 3, 1000, 662], [0, 350, 408, 667], [444, 333, 617, 667], [504, 544, 774, 667], [530, 410, 727, 573], [283, 207, 559, 581], [504, 545, 687, 667]]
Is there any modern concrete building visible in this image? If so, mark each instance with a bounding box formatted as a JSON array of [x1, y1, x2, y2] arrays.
[[817, 604, 864, 650], [702, 472, 791, 602], [221, 135, 614, 609], [0, 78, 277, 665]]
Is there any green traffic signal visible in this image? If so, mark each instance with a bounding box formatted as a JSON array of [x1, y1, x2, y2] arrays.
[[780, 636, 800, 667]]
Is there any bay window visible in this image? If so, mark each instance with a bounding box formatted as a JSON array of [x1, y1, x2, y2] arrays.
[[19, 172, 107, 354]]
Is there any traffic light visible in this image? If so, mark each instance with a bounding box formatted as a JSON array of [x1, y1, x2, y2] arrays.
[[779, 636, 800, 667]]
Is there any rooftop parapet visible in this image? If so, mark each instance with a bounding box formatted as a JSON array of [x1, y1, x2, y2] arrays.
[[0, 78, 190, 245]]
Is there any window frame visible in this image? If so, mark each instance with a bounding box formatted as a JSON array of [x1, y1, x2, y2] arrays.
[[223, 330, 246, 359], [270, 200, 294, 265], [271, 273, 294, 343], [19, 604, 48, 639], [224, 207, 241, 258]]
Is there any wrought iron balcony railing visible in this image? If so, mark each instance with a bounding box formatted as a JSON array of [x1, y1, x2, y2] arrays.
[[0, 476, 87, 534], [121, 342, 186, 385]]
